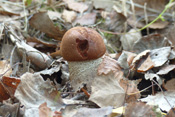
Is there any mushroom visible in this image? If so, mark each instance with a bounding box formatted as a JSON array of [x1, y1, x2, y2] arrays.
[[60, 27, 106, 91]]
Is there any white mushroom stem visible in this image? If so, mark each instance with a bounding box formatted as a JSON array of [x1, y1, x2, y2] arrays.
[[68, 57, 102, 91]]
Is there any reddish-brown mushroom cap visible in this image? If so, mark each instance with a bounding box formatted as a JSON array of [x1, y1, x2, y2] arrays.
[[60, 27, 106, 61]]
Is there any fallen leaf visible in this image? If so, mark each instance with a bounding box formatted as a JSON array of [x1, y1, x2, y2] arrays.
[[29, 12, 66, 40], [0, 102, 22, 117], [133, 34, 171, 54], [105, 11, 126, 32], [0, 76, 20, 102], [167, 24, 175, 50], [140, 91, 175, 112], [0, 1, 24, 16], [120, 29, 141, 51], [62, 9, 77, 23], [149, 20, 169, 29], [150, 47, 171, 67], [166, 108, 175, 117], [73, 13, 96, 26], [137, 55, 155, 72], [125, 102, 155, 117], [89, 73, 125, 107], [14, 72, 64, 116], [0, 60, 12, 77], [120, 79, 141, 103], [131, 50, 150, 68], [98, 56, 123, 81], [145, 72, 162, 85], [39, 102, 55, 117], [26, 36, 58, 47], [72, 107, 113, 117], [92, 0, 115, 11], [64, 0, 88, 13], [133, 0, 166, 17], [118, 51, 136, 69], [157, 65, 175, 75], [164, 79, 175, 91], [47, 10, 61, 20]]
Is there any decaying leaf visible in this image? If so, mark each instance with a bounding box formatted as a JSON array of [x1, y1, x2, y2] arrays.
[[120, 29, 141, 51], [0, 76, 21, 102], [120, 79, 141, 103], [39, 102, 61, 117], [72, 107, 113, 117], [140, 91, 175, 112], [0, 60, 12, 77], [105, 11, 126, 32], [62, 9, 77, 23], [0, 102, 22, 117], [137, 55, 155, 72], [63, 0, 88, 13], [145, 72, 162, 85], [89, 73, 125, 107], [133, 34, 171, 54], [150, 47, 171, 67], [73, 13, 96, 26], [0, 1, 24, 16], [14, 72, 64, 116], [98, 56, 123, 81], [166, 108, 175, 117], [118, 51, 136, 69], [125, 102, 155, 117], [9, 33, 53, 70], [29, 12, 66, 40], [92, 0, 116, 11], [164, 79, 175, 91], [131, 50, 150, 68], [157, 65, 175, 75]]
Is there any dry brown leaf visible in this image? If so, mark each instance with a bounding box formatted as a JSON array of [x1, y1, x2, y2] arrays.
[[167, 24, 175, 50], [73, 13, 96, 26], [140, 91, 175, 112], [0, 102, 22, 117], [0, 1, 24, 16], [62, 9, 77, 23], [133, 0, 166, 16], [26, 36, 58, 47], [120, 29, 141, 51], [137, 55, 155, 72], [0, 76, 21, 102], [72, 107, 112, 117], [0, 60, 12, 77], [98, 56, 123, 81], [150, 47, 171, 67], [105, 11, 126, 32], [166, 108, 175, 117], [89, 73, 125, 107], [92, 0, 115, 11], [133, 34, 171, 54], [39, 102, 54, 117], [164, 78, 175, 91], [120, 79, 141, 103], [157, 65, 175, 75], [149, 20, 169, 29], [125, 102, 155, 117], [47, 10, 61, 20], [64, 0, 88, 13], [14, 73, 64, 116], [131, 50, 150, 68], [29, 12, 66, 40]]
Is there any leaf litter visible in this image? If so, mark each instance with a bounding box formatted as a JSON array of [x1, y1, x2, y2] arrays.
[[0, 0, 175, 116]]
